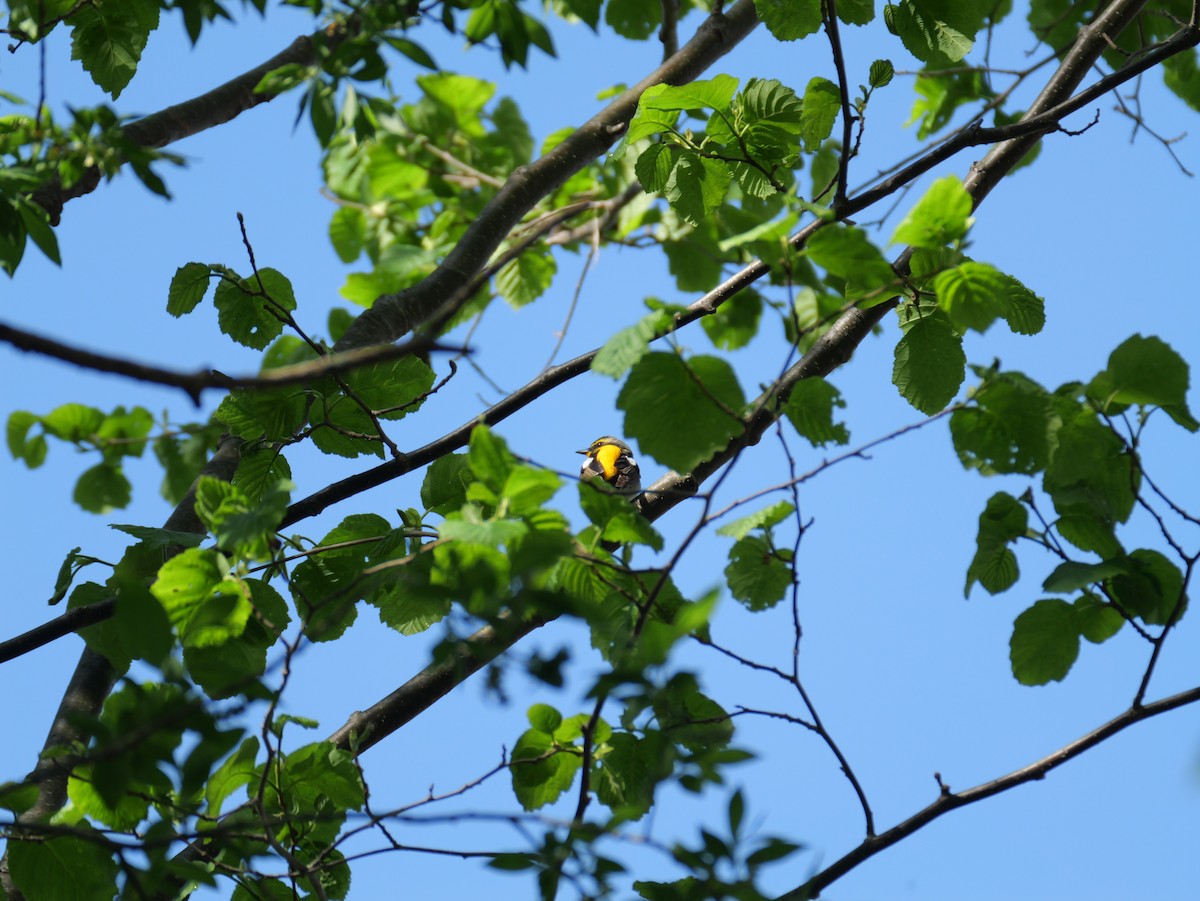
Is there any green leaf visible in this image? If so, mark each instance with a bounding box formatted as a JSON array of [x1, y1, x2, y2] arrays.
[[151, 548, 253, 648], [783, 378, 850, 447], [1163, 49, 1200, 113], [441, 514, 528, 549], [1010, 598, 1079, 685], [799, 77, 841, 151], [805, 225, 896, 299], [213, 268, 297, 350], [7, 410, 44, 467], [108, 524, 205, 550], [68, 0, 160, 98], [950, 370, 1054, 475], [653, 673, 733, 753], [716, 501, 795, 540], [725, 534, 793, 610], [0, 195, 26, 275], [635, 143, 675, 193], [905, 70, 987, 139], [167, 262, 211, 316], [233, 447, 292, 503], [578, 482, 663, 550], [965, 491, 1027, 597], [79, 574, 172, 670], [502, 465, 560, 516], [594, 731, 672, 818], [1095, 334, 1192, 413], [641, 74, 740, 112], [1043, 415, 1135, 531], [328, 206, 366, 263], [206, 736, 261, 818], [605, 0, 662, 39], [702, 290, 762, 350], [892, 175, 973, 248], [618, 352, 746, 473], [468, 425, 516, 491], [74, 462, 132, 513], [372, 577, 451, 636], [195, 475, 289, 560], [887, 0, 981, 65], [932, 261, 1007, 333], [1042, 560, 1128, 594], [662, 152, 731, 228], [17, 198, 60, 265], [291, 514, 398, 642], [42, 402, 104, 441], [496, 250, 557, 308], [1074, 593, 1124, 644], [892, 311, 965, 413], [663, 234, 723, 292], [421, 453, 473, 514], [616, 105, 679, 154], [754, 0, 823, 41], [592, 309, 672, 379], [527, 703, 563, 734], [1109, 549, 1186, 626], [869, 59, 895, 87], [511, 728, 582, 810], [333, 356, 436, 424], [8, 828, 120, 900], [999, 272, 1045, 335], [215, 387, 307, 442]]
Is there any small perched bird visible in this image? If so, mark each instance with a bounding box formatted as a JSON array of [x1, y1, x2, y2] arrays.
[[577, 436, 641, 497]]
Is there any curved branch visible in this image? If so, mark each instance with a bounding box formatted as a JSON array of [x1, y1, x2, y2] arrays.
[[779, 683, 1200, 900]]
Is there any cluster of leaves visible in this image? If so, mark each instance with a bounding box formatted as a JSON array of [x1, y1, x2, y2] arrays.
[[319, 71, 540, 308], [7, 402, 217, 512], [954, 335, 1197, 685], [0, 98, 181, 272]]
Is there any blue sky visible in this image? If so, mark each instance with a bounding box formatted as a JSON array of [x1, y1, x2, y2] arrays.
[[3, 3, 1200, 899]]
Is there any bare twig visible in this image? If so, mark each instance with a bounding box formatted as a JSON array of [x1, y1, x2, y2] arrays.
[[779, 682, 1200, 900], [0, 320, 460, 404]]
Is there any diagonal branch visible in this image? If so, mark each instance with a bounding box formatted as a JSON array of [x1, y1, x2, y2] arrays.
[[778, 682, 1200, 900]]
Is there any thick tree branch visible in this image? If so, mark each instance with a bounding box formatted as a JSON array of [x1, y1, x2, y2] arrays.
[[778, 683, 1200, 900]]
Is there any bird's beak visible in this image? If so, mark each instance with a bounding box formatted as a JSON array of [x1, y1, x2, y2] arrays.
[[575, 448, 589, 455]]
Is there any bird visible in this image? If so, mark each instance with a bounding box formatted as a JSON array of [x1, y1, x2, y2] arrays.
[[577, 436, 641, 497]]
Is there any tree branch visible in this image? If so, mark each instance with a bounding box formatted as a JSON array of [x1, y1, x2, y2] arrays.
[[0, 321, 459, 404], [779, 682, 1200, 900]]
